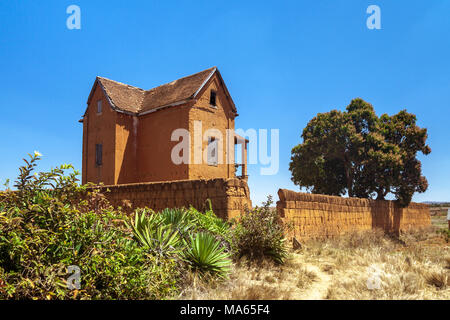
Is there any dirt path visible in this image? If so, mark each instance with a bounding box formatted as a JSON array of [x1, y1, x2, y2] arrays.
[[298, 263, 332, 300]]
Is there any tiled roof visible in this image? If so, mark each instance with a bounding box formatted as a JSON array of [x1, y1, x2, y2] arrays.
[[93, 67, 217, 115], [96, 77, 145, 113]]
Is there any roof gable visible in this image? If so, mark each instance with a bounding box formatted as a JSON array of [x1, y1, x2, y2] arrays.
[[141, 67, 216, 113], [85, 67, 236, 117], [193, 70, 237, 115]]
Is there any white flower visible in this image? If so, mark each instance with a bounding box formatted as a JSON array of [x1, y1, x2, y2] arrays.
[[34, 150, 43, 157]]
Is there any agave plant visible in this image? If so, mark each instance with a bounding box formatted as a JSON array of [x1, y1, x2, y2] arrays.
[[131, 210, 182, 259], [183, 232, 231, 278], [132, 209, 162, 231], [159, 208, 195, 234]]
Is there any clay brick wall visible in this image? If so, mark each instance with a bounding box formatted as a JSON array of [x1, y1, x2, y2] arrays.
[[276, 189, 430, 240], [96, 178, 251, 220]]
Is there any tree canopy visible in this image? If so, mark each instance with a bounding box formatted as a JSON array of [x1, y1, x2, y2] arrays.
[[289, 98, 431, 206]]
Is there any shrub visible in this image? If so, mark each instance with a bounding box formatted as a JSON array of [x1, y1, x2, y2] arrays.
[[130, 207, 232, 278], [191, 203, 231, 238], [438, 229, 450, 243], [0, 153, 179, 299], [232, 196, 288, 264], [187, 204, 233, 250]]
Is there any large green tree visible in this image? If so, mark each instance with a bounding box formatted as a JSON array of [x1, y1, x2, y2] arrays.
[[289, 98, 431, 206]]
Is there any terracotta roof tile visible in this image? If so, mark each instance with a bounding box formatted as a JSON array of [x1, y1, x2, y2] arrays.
[[97, 77, 145, 113], [96, 67, 216, 115]]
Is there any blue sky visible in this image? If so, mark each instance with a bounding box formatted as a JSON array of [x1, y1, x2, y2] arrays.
[[0, 1, 449, 205]]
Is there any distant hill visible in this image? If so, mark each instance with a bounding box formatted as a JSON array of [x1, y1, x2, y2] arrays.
[[422, 201, 450, 207]]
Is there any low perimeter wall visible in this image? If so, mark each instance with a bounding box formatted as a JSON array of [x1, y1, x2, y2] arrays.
[[96, 178, 252, 220], [277, 189, 430, 240]]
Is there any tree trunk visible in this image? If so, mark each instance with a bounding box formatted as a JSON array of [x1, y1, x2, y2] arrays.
[[345, 167, 353, 197], [343, 152, 355, 197], [376, 186, 388, 200]]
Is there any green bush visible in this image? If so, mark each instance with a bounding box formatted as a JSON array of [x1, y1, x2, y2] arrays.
[[130, 206, 232, 278], [0, 153, 179, 299], [232, 196, 288, 264], [438, 228, 450, 243], [190, 202, 232, 241]]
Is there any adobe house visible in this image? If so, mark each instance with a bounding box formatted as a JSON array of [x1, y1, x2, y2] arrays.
[[80, 67, 249, 185]]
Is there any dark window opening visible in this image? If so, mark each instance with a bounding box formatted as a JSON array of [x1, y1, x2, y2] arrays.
[[95, 144, 103, 166], [209, 90, 217, 106]]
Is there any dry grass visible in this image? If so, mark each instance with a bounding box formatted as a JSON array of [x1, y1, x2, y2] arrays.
[[314, 228, 450, 300], [445, 257, 450, 270], [178, 256, 317, 300], [431, 209, 448, 229], [178, 227, 450, 300]]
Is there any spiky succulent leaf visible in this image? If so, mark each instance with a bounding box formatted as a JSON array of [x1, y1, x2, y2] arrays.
[[184, 232, 231, 277]]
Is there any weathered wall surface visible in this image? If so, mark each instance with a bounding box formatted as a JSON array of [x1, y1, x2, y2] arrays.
[[82, 73, 238, 186], [82, 84, 117, 185], [97, 178, 251, 220], [115, 112, 137, 184], [136, 104, 191, 183], [188, 73, 236, 180], [277, 189, 430, 239]]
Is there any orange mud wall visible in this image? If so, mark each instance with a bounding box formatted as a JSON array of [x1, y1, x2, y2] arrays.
[[277, 189, 431, 240], [97, 178, 251, 220], [82, 73, 237, 186], [135, 105, 191, 183], [188, 73, 236, 180], [82, 83, 192, 185], [82, 84, 117, 185]]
